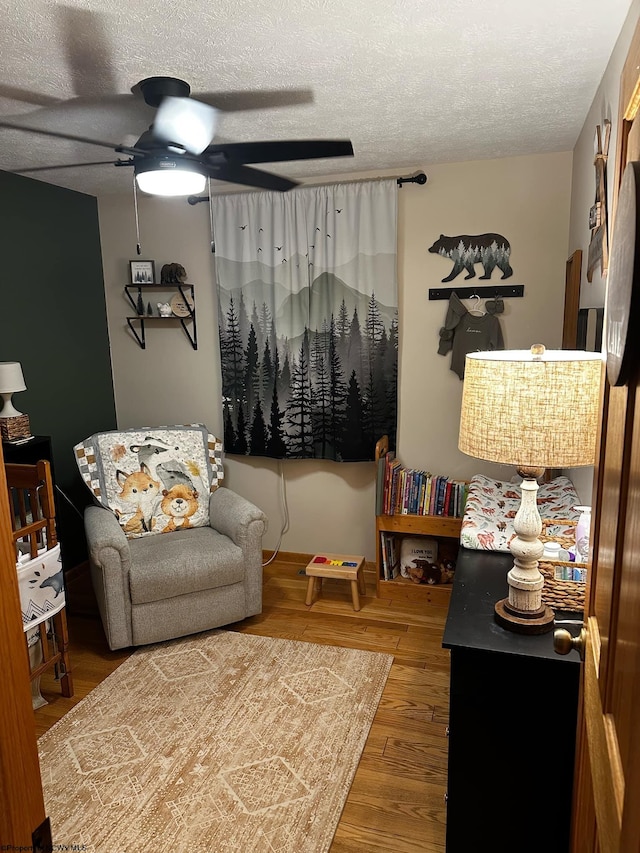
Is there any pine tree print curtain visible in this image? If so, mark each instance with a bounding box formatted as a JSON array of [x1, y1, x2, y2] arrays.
[[213, 179, 398, 461]]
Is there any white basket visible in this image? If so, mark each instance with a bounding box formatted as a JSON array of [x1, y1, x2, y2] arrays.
[[16, 544, 65, 631]]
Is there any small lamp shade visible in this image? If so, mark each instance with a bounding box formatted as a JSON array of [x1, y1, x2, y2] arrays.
[[0, 361, 26, 394], [459, 348, 602, 470]]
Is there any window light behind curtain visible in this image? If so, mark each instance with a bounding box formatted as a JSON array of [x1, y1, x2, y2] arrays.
[[213, 179, 398, 461]]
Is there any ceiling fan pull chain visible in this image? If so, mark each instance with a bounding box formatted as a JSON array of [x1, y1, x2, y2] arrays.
[[133, 172, 142, 255], [208, 178, 215, 253]]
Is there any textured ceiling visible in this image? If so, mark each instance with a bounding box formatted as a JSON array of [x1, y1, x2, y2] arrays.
[[0, 0, 634, 197]]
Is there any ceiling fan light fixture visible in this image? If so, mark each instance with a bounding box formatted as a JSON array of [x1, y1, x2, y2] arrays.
[[135, 157, 207, 196], [153, 95, 218, 155]]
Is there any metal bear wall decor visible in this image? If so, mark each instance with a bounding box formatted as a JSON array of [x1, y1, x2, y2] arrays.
[[428, 233, 513, 283]]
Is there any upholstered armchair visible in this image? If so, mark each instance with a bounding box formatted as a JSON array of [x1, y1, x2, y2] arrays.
[[75, 424, 267, 650], [84, 487, 267, 650]]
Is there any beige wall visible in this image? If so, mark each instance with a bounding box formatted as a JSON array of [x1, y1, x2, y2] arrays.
[[98, 150, 572, 560], [566, 0, 639, 503], [569, 0, 640, 312], [399, 153, 571, 479]]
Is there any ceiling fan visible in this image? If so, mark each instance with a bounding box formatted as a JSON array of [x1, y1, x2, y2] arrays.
[[0, 76, 355, 196]]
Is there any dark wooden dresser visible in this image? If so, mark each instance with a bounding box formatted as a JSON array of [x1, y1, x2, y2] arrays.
[[442, 548, 581, 852], [2, 434, 53, 466]]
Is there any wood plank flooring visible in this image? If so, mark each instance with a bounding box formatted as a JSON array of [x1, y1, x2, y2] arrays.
[[34, 558, 451, 852]]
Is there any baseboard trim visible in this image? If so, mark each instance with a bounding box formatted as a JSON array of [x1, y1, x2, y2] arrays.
[[263, 549, 311, 565], [263, 550, 375, 574]]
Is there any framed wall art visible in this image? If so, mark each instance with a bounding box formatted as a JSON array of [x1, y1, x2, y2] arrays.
[[129, 259, 156, 284]]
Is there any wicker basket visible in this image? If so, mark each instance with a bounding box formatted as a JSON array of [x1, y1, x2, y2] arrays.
[[0, 413, 30, 441], [539, 519, 586, 613]]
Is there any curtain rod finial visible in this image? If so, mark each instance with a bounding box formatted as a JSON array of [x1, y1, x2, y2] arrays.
[[397, 172, 427, 187]]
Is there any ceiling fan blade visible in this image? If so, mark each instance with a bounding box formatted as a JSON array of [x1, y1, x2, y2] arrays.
[[197, 89, 314, 112], [0, 119, 118, 149], [0, 10, 115, 111], [205, 139, 354, 165], [0, 95, 153, 144], [0, 120, 146, 157], [208, 163, 298, 192], [153, 96, 218, 155], [57, 6, 117, 99], [11, 160, 122, 175], [0, 85, 61, 108]]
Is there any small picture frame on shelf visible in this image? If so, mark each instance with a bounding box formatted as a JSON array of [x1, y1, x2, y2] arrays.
[[129, 260, 155, 284]]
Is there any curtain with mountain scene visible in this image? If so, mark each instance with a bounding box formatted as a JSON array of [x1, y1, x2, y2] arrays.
[[212, 179, 398, 461]]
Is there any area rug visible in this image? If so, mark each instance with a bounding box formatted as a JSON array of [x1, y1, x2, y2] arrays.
[[38, 630, 393, 853]]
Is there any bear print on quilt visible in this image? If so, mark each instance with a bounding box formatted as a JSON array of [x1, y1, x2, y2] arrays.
[[460, 473, 581, 552], [74, 424, 223, 539]]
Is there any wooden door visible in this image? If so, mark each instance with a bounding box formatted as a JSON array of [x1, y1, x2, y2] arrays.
[[568, 18, 640, 852], [0, 444, 49, 847], [563, 249, 582, 348]]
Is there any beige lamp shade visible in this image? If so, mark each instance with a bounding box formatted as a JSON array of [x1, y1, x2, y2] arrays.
[[0, 361, 26, 394], [459, 348, 602, 469]]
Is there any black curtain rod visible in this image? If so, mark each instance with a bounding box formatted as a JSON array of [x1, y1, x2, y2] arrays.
[[186, 172, 428, 205], [428, 285, 525, 300], [397, 172, 427, 187]]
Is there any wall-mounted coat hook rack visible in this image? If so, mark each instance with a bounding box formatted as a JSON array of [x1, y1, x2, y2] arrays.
[[428, 284, 524, 300]]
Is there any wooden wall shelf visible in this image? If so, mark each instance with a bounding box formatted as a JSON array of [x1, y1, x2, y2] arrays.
[[124, 283, 197, 349]]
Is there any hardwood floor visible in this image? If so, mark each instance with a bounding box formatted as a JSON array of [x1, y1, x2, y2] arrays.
[[34, 557, 451, 852]]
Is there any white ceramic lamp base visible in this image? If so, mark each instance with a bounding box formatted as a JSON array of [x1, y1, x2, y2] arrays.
[[494, 476, 555, 634]]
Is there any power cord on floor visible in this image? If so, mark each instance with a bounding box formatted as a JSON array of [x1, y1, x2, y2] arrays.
[[55, 484, 86, 520], [262, 460, 289, 567]]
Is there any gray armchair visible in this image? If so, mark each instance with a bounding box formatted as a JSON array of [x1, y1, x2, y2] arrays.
[[84, 487, 267, 650]]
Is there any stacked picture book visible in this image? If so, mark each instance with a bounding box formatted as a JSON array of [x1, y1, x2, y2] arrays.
[[379, 532, 400, 581], [376, 450, 469, 518]]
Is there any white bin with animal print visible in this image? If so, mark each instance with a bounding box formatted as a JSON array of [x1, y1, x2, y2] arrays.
[[16, 543, 65, 631]]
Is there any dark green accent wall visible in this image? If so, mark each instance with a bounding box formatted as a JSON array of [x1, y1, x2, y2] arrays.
[[0, 170, 117, 569]]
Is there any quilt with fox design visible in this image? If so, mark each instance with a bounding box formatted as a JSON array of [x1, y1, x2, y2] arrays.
[[74, 424, 223, 539]]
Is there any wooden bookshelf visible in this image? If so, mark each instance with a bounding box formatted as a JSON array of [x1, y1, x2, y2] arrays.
[[375, 514, 462, 599], [377, 513, 462, 537], [374, 436, 463, 600]]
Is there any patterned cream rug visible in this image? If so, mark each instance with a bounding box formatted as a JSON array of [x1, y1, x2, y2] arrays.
[[38, 630, 393, 853]]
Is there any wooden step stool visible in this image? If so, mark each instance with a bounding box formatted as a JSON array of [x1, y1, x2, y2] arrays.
[[305, 553, 367, 611]]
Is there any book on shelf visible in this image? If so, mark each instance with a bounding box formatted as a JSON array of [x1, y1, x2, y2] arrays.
[[377, 456, 468, 519], [444, 480, 453, 516], [375, 454, 386, 515], [380, 532, 388, 580], [380, 531, 400, 580], [388, 459, 402, 515]]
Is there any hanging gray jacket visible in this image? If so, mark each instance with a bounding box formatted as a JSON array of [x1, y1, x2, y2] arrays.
[[438, 292, 504, 379]]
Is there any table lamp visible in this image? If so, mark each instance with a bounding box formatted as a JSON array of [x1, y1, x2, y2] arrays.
[[458, 344, 602, 634], [0, 361, 31, 441]]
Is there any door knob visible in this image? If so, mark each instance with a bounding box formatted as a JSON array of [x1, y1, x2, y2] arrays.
[[554, 626, 587, 659]]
